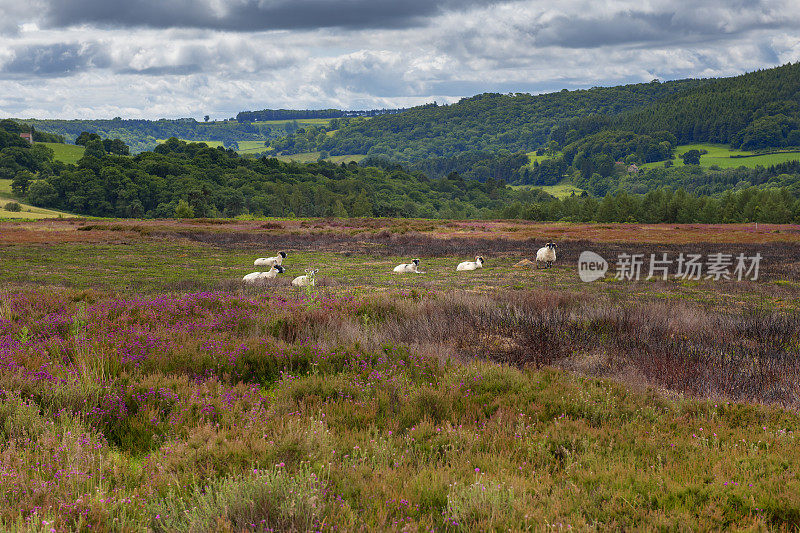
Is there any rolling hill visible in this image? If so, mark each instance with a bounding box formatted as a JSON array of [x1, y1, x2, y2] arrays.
[[619, 62, 800, 149]]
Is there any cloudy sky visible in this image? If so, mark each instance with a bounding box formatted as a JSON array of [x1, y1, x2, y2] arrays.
[[1, 0, 799, 119]]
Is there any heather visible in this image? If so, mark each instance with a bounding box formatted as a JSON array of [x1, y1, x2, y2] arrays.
[[0, 285, 798, 530], [1, 219, 800, 530]]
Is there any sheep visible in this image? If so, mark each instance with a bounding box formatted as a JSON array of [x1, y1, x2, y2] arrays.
[[456, 256, 485, 271], [536, 241, 557, 268], [242, 265, 285, 284], [292, 268, 318, 287], [254, 251, 287, 268], [393, 258, 425, 273]]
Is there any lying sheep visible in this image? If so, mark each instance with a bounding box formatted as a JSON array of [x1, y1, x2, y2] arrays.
[[536, 242, 557, 269], [393, 259, 424, 273], [254, 251, 287, 268], [457, 256, 484, 271], [292, 268, 318, 287], [242, 264, 285, 284]]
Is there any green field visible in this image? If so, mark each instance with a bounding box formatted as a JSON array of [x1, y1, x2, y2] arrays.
[[642, 143, 800, 169], [0, 179, 75, 219], [525, 150, 559, 165], [236, 140, 269, 153], [512, 180, 585, 198], [40, 142, 85, 164]]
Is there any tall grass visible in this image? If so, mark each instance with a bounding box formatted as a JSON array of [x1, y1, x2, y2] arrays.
[[1, 287, 799, 529]]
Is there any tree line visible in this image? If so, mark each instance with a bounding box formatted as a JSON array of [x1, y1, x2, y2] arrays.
[[500, 187, 800, 224], [268, 79, 706, 161], [620, 62, 800, 150], [3, 118, 799, 224], [235, 107, 406, 123], [20, 136, 519, 219]]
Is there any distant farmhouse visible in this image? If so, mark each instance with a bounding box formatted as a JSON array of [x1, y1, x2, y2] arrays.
[[19, 132, 32, 144]]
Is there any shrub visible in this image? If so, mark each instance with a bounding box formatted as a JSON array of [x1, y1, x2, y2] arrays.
[[174, 199, 195, 218], [151, 467, 328, 532], [446, 477, 517, 529], [3, 201, 22, 212]]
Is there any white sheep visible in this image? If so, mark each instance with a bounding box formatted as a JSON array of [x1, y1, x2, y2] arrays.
[[393, 258, 424, 273], [254, 251, 287, 268], [456, 256, 485, 271], [536, 242, 557, 269], [292, 268, 318, 287], [242, 264, 285, 284]]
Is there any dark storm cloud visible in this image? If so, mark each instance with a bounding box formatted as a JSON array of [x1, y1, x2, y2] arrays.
[[42, 0, 498, 31], [1, 43, 111, 77], [529, 9, 786, 49]]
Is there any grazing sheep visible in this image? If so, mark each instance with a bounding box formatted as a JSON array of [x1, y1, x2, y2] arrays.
[[457, 256, 485, 271], [242, 265, 285, 284], [254, 251, 287, 268], [536, 242, 557, 269], [393, 258, 424, 273], [292, 268, 318, 287]]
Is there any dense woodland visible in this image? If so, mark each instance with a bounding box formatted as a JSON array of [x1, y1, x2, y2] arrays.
[[267, 63, 800, 184], [15, 134, 518, 219], [270, 80, 706, 161], [620, 63, 800, 149]]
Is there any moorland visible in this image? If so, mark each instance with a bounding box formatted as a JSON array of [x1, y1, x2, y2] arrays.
[[1, 218, 799, 530]]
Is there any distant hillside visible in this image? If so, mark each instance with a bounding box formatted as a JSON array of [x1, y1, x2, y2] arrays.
[[270, 79, 709, 161], [619, 62, 800, 150], [19, 118, 274, 153], [236, 107, 406, 122]]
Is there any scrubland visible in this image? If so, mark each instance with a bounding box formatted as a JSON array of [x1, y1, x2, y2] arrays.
[[1, 218, 799, 531]]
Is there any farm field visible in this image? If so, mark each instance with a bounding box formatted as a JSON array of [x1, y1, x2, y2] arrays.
[[39, 142, 85, 164], [1, 218, 800, 530], [642, 143, 800, 169], [512, 180, 585, 198], [0, 179, 71, 219], [236, 140, 269, 153]]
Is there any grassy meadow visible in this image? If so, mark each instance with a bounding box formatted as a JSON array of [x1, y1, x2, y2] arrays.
[[1, 218, 800, 530], [0, 179, 71, 219], [641, 143, 800, 169], [40, 142, 85, 165], [512, 181, 586, 198], [236, 140, 270, 153]]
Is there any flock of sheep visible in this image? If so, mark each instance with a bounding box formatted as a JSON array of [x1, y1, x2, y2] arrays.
[[242, 241, 557, 285]]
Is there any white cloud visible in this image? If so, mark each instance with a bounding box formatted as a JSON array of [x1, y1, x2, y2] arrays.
[[0, 0, 798, 118]]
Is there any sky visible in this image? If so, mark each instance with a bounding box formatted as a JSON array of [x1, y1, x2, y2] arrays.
[[1, 0, 799, 120]]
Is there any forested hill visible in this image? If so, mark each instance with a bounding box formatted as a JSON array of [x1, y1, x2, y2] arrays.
[[270, 78, 709, 160], [235, 107, 406, 122], [619, 62, 800, 150], [19, 118, 269, 154]]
